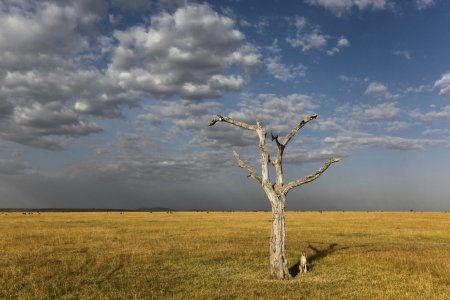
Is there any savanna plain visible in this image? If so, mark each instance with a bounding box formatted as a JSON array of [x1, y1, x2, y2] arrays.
[[1, 211, 449, 299]]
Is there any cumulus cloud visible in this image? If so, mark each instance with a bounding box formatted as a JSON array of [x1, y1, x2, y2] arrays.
[[325, 102, 408, 142], [403, 84, 431, 95], [265, 39, 282, 54], [265, 57, 307, 81], [286, 16, 328, 51], [415, 0, 435, 10], [141, 93, 319, 151], [13, 102, 102, 135], [0, 1, 107, 149], [410, 106, 450, 121], [386, 121, 410, 132], [286, 17, 349, 56], [106, 4, 259, 101], [0, 1, 105, 60], [324, 132, 441, 151], [327, 36, 350, 56], [434, 72, 450, 96], [287, 29, 328, 51], [229, 93, 318, 133], [283, 146, 343, 164], [362, 102, 400, 120], [421, 128, 447, 136], [364, 82, 398, 99], [196, 93, 321, 154], [305, 0, 394, 16], [393, 50, 411, 60], [365, 82, 389, 96], [0, 1, 259, 150], [137, 99, 222, 131], [338, 74, 363, 84]]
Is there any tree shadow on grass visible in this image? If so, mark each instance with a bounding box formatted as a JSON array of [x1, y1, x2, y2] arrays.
[[307, 243, 339, 271], [289, 242, 351, 278], [288, 261, 301, 277]]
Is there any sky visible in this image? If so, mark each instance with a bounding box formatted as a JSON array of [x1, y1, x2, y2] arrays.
[[0, 0, 450, 211]]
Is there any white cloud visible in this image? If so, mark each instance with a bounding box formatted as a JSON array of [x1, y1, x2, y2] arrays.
[[324, 132, 441, 151], [363, 102, 400, 120], [286, 17, 328, 51], [386, 121, 410, 132], [365, 82, 389, 96], [265, 57, 307, 81], [0, 2, 260, 149], [229, 93, 318, 133], [393, 50, 411, 60], [294, 16, 307, 31], [287, 29, 328, 51], [254, 17, 270, 34], [337, 37, 350, 47], [190, 93, 322, 154], [13, 102, 101, 135], [305, 0, 394, 16], [0, 1, 102, 58], [265, 39, 282, 54], [403, 84, 431, 94], [0, 1, 108, 149], [228, 43, 261, 77], [415, 0, 435, 10], [364, 82, 398, 99], [338, 75, 361, 84], [287, 17, 349, 56], [107, 4, 259, 101], [316, 119, 344, 132], [411, 106, 450, 121], [327, 36, 350, 56], [137, 100, 222, 130], [422, 128, 448, 136], [283, 146, 342, 164], [434, 72, 450, 96]]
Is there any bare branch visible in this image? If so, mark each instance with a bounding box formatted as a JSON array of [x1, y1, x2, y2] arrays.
[[271, 131, 283, 149], [268, 131, 283, 186], [256, 123, 271, 184], [208, 115, 257, 131], [282, 114, 317, 147], [208, 115, 222, 126], [283, 157, 340, 194], [270, 132, 279, 142], [233, 151, 262, 185]]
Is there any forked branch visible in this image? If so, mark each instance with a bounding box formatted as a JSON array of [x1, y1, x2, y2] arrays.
[[283, 157, 340, 194], [233, 151, 262, 184], [282, 114, 317, 147], [209, 115, 270, 184], [208, 115, 257, 131]]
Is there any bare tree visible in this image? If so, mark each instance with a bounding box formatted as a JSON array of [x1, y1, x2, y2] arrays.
[[208, 114, 340, 279]]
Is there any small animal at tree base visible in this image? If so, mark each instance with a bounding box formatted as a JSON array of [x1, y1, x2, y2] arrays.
[[299, 252, 308, 273]]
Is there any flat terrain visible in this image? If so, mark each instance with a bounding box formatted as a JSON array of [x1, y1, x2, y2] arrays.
[[1, 211, 449, 299]]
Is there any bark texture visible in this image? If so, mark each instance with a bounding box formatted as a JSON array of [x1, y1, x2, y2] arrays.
[[270, 197, 289, 279], [209, 114, 340, 279]]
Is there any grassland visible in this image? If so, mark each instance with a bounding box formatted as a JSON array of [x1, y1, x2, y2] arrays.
[[1, 211, 449, 299]]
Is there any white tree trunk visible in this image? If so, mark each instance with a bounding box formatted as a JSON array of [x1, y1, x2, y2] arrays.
[[269, 194, 289, 279]]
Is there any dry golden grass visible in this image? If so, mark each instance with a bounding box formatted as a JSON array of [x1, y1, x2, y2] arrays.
[[1, 211, 449, 299]]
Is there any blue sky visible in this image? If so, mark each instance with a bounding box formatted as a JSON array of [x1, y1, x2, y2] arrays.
[[0, 0, 450, 211]]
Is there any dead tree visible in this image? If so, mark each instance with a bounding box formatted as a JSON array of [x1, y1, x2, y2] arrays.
[[208, 114, 340, 279]]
